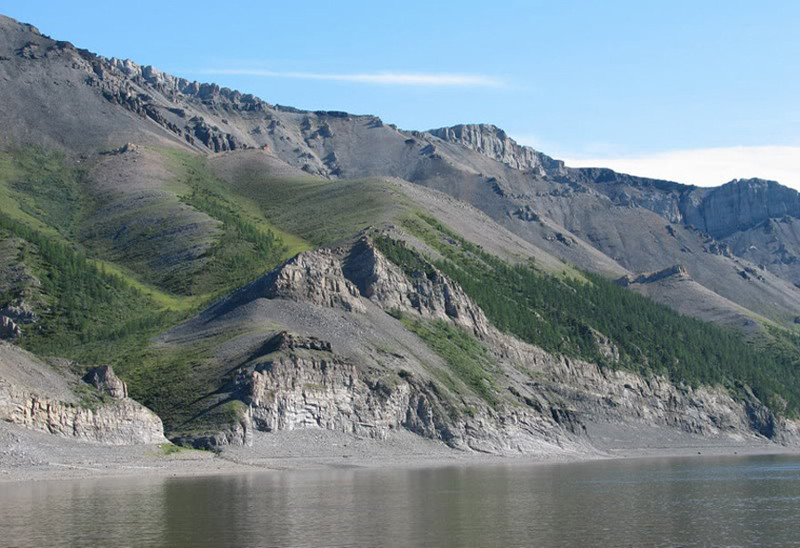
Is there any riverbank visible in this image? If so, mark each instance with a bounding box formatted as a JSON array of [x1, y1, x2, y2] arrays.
[[1, 421, 798, 483]]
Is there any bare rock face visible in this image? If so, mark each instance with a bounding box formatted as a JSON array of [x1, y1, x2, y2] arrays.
[[185, 332, 462, 449], [493, 332, 800, 445], [682, 179, 800, 239], [263, 249, 366, 313], [0, 388, 166, 445], [0, 342, 166, 445], [197, 331, 578, 454], [0, 316, 21, 340], [617, 264, 689, 287], [215, 238, 490, 335], [245, 342, 414, 438], [429, 124, 565, 176], [83, 365, 128, 399], [0, 301, 38, 324], [343, 238, 491, 336]]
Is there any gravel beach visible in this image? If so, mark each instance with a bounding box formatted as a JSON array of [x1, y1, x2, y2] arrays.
[[2, 421, 797, 484]]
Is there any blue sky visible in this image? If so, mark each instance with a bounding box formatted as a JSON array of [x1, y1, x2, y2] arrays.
[[7, 1, 800, 187]]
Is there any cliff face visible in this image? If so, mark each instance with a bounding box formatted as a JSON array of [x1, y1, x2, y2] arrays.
[[0, 387, 166, 444], [429, 124, 565, 176], [240, 332, 460, 445], [504, 336, 799, 444], [681, 179, 800, 239], [180, 238, 799, 452], [192, 329, 583, 454], [0, 343, 166, 445], [343, 238, 492, 336]]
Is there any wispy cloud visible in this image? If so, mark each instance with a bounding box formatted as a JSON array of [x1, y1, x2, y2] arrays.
[[190, 68, 505, 88], [560, 146, 800, 190]]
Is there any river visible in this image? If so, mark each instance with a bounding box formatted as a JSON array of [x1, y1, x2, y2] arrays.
[[1, 454, 798, 547]]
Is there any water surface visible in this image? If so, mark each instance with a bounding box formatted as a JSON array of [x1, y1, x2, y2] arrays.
[[1, 454, 799, 547]]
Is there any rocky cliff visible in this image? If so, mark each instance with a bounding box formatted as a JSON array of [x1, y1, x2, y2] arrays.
[[429, 124, 565, 176], [500, 334, 800, 444], [0, 342, 166, 445], [343, 237, 492, 336], [617, 264, 689, 286], [176, 237, 799, 453], [681, 179, 800, 239]]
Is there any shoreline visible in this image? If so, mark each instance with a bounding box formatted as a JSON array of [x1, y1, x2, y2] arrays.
[[2, 424, 799, 484]]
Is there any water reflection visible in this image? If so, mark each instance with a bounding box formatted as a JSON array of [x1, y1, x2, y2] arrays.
[[1, 454, 798, 547]]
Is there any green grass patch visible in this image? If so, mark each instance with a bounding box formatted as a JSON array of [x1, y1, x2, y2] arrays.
[[158, 443, 184, 455], [0, 147, 90, 241], [161, 147, 309, 257], [229, 173, 411, 246], [400, 315, 497, 407]]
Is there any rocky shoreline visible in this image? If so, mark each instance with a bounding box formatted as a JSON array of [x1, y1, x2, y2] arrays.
[[2, 421, 797, 484]]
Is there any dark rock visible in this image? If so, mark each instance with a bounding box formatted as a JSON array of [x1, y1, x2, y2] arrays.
[[83, 365, 128, 399]]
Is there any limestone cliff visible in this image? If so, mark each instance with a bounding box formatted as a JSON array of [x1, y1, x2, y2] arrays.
[[617, 264, 689, 287], [496, 333, 800, 444], [681, 179, 800, 239], [0, 342, 166, 445], [180, 238, 799, 453], [343, 238, 491, 336], [429, 124, 565, 176]]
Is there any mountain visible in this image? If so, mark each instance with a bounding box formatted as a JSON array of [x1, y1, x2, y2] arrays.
[[1, 14, 799, 456]]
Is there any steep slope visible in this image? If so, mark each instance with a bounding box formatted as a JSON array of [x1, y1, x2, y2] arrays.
[[3, 13, 800, 331], [2, 13, 800, 458], [151, 235, 800, 450]]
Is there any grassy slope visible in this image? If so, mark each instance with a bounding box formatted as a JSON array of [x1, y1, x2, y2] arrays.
[[160, 148, 310, 257], [0, 146, 292, 433], [375, 214, 800, 416], [4, 142, 800, 438], [0, 145, 419, 436], [0, 147, 201, 311], [226, 173, 412, 246]]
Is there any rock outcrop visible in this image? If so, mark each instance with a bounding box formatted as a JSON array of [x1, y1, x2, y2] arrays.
[[429, 124, 565, 176], [681, 179, 800, 239], [0, 316, 21, 340], [83, 365, 128, 399], [0, 343, 166, 445], [494, 332, 800, 445], [189, 331, 578, 454], [263, 249, 366, 313], [0, 387, 166, 444], [617, 264, 689, 286], [343, 238, 491, 336], [183, 238, 800, 452]]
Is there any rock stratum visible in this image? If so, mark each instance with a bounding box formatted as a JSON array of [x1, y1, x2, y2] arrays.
[[0, 342, 165, 445], [164, 239, 800, 452]]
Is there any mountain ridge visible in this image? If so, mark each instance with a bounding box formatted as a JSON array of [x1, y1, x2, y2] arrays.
[[2, 13, 800, 458], [4, 11, 800, 330]]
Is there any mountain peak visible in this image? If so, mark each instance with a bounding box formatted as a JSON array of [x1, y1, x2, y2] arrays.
[[0, 14, 39, 34]]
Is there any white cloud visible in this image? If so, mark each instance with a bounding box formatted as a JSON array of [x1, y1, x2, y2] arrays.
[[192, 68, 505, 88], [560, 146, 800, 190]]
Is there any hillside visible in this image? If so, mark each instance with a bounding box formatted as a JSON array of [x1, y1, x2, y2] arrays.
[[1, 13, 800, 456]]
